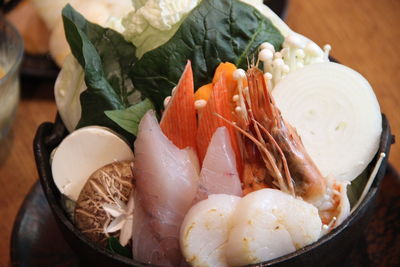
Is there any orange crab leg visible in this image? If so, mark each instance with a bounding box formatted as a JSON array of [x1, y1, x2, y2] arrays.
[[160, 61, 197, 150], [196, 71, 243, 176]]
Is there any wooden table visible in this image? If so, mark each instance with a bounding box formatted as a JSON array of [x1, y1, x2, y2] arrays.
[[0, 0, 399, 265]]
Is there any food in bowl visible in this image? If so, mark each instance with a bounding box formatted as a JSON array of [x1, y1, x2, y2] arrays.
[[43, 0, 386, 266]]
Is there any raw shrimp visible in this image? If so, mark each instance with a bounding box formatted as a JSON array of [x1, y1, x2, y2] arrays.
[[225, 66, 349, 227], [225, 189, 322, 266], [131, 111, 199, 266], [195, 127, 242, 201], [180, 194, 241, 267]]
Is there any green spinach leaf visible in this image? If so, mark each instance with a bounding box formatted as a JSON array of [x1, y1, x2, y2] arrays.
[[62, 5, 140, 141], [130, 0, 284, 110], [105, 98, 154, 136], [347, 168, 370, 208], [106, 237, 132, 258]]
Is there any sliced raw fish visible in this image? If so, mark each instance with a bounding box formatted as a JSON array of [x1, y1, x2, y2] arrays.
[[132, 110, 199, 266], [196, 127, 242, 201]]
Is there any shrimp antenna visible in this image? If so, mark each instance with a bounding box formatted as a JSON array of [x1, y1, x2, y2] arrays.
[[255, 52, 261, 68], [251, 55, 256, 68], [213, 112, 292, 195], [252, 119, 295, 196]]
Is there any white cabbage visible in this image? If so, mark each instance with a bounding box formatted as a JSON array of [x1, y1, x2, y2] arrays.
[[122, 0, 201, 58], [54, 54, 86, 132], [122, 0, 321, 59], [240, 0, 292, 36]]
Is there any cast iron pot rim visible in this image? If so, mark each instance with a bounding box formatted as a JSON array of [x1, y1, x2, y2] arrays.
[[35, 114, 391, 267]]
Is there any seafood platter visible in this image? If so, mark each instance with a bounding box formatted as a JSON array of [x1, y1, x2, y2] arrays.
[[34, 0, 392, 266]]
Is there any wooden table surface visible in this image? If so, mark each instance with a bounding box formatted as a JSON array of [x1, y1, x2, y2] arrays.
[[0, 0, 399, 266]]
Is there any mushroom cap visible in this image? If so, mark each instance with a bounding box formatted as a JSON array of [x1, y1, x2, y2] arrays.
[[74, 161, 134, 246]]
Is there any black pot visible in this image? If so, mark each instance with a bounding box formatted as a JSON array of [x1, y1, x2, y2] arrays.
[[34, 114, 392, 267]]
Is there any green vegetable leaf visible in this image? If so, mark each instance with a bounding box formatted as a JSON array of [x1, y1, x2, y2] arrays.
[[130, 0, 284, 110], [347, 168, 370, 208], [62, 5, 140, 141], [105, 98, 154, 136], [106, 237, 132, 258]]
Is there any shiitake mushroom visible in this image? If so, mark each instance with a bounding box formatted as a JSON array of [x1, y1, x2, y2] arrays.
[[74, 160, 134, 246]]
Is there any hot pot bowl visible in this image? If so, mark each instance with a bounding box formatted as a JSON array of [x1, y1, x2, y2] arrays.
[[33, 113, 392, 267]]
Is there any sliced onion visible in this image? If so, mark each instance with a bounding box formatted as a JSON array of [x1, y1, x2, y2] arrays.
[[272, 62, 381, 181]]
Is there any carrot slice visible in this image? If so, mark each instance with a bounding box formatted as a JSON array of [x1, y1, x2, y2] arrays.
[[194, 83, 212, 101], [195, 62, 240, 102], [212, 62, 238, 94], [195, 62, 238, 102], [196, 71, 243, 176], [160, 61, 197, 150], [212, 62, 239, 120]]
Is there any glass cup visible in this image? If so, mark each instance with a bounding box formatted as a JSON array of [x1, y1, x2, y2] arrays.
[[0, 15, 23, 139]]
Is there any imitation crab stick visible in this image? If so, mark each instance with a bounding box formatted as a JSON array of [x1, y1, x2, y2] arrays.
[[160, 61, 197, 150], [196, 71, 243, 176]]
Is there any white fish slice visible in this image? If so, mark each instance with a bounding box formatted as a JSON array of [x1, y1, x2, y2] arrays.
[[131, 110, 199, 266], [196, 127, 242, 201]]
